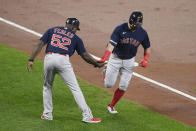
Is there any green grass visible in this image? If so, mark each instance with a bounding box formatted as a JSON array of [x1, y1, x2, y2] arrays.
[[0, 43, 195, 131]]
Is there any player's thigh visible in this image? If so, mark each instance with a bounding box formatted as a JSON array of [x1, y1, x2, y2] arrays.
[[119, 59, 135, 91], [58, 66, 81, 92], [119, 68, 133, 91], [43, 55, 56, 87], [54, 55, 81, 91], [104, 63, 120, 88]]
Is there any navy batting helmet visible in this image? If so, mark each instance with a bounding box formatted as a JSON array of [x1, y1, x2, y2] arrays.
[[66, 18, 80, 30], [129, 11, 143, 26]]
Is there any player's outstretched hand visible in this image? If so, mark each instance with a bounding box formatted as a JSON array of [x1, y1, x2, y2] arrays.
[[140, 58, 148, 68], [97, 57, 106, 63], [27, 61, 34, 72]]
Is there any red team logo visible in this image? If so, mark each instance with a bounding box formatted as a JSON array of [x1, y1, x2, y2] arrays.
[[120, 37, 140, 47]]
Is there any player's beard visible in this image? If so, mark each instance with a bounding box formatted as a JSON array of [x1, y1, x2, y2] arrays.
[[129, 24, 138, 32]]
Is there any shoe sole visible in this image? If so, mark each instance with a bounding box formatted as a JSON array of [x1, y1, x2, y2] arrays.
[[107, 110, 118, 114], [82, 120, 101, 123]]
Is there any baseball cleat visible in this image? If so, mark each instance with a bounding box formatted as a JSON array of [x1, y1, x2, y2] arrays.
[[82, 117, 101, 123], [107, 104, 118, 114], [41, 113, 53, 120]]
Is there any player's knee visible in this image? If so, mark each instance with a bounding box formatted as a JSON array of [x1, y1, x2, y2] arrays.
[[119, 84, 129, 91], [104, 82, 114, 88], [119, 86, 127, 91], [44, 82, 53, 89], [119, 79, 130, 91], [104, 78, 116, 88]]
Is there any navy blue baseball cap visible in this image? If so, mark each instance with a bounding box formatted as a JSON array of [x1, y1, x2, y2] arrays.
[[66, 18, 80, 30], [129, 11, 143, 26]]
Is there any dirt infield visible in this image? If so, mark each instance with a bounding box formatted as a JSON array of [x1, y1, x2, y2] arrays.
[[1, 0, 196, 127]]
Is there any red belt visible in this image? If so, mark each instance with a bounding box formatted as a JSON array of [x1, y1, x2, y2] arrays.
[[46, 52, 67, 56]]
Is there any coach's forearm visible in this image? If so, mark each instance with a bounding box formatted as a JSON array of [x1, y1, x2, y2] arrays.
[[29, 41, 45, 61], [80, 52, 98, 66]]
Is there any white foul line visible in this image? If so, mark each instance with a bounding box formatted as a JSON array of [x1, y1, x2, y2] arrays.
[[1, 17, 196, 101]]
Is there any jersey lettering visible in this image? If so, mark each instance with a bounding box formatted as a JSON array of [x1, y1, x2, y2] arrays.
[[120, 37, 140, 47], [51, 34, 71, 50], [54, 28, 74, 38]]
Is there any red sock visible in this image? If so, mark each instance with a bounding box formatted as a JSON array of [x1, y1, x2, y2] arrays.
[[110, 88, 125, 107]]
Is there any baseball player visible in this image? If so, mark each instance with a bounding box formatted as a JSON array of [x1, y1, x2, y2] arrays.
[[27, 18, 104, 123], [98, 11, 151, 114]]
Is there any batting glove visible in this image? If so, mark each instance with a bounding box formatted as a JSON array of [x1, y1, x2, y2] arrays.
[[140, 58, 148, 67], [140, 53, 150, 68]]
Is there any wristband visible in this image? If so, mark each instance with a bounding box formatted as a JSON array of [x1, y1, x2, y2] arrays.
[[102, 50, 111, 60], [144, 53, 150, 60], [98, 50, 111, 63], [28, 58, 34, 62]]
